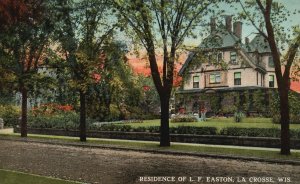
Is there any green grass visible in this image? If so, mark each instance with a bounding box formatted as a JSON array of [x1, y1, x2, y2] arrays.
[[0, 169, 80, 184], [1, 133, 300, 162], [125, 118, 300, 132]]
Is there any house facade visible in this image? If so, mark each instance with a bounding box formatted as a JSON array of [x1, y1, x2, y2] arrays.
[[177, 16, 278, 116]]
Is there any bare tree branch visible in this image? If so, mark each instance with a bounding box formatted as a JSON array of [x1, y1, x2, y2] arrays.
[[239, 0, 268, 39]]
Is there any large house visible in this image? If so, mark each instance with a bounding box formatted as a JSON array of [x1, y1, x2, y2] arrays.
[[177, 16, 279, 116]]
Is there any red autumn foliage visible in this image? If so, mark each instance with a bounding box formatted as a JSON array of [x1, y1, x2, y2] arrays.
[[127, 54, 184, 87], [31, 103, 73, 116], [291, 81, 300, 93], [0, 0, 28, 27], [143, 85, 151, 91], [0, 0, 44, 30]]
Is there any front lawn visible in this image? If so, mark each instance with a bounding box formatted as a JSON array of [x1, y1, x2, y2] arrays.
[[1, 134, 300, 161], [124, 117, 300, 131], [0, 169, 80, 184]]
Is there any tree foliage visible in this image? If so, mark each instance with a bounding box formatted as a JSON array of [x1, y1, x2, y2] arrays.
[[113, 0, 216, 146], [238, 0, 300, 155], [54, 0, 116, 141], [0, 0, 56, 137]]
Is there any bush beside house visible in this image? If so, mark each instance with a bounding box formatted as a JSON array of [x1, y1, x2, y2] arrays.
[[271, 91, 300, 124], [170, 114, 198, 122], [0, 105, 20, 127]]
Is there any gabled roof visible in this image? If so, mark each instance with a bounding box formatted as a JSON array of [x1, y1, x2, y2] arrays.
[[247, 34, 271, 53], [199, 26, 241, 49], [179, 27, 267, 75], [178, 52, 195, 75], [179, 27, 241, 75]]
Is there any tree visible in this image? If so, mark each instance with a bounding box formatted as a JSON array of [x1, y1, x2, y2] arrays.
[[0, 0, 28, 30], [239, 0, 300, 154], [113, 0, 216, 146], [55, 0, 115, 141], [86, 40, 141, 121], [0, 0, 55, 137]]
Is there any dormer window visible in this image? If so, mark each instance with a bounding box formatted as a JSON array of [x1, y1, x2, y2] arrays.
[[230, 51, 237, 64], [212, 35, 223, 47]]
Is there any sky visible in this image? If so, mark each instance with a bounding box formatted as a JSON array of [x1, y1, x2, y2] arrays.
[[184, 0, 300, 47], [116, 1, 300, 50]]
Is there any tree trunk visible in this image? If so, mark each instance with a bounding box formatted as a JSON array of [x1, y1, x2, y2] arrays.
[[79, 90, 86, 142], [159, 94, 170, 147], [279, 88, 290, 155], [20, 83, 27, 137]]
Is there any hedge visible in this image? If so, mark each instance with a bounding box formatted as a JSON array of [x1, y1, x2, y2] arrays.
[[220, 127, 300, 139], [26, 116, 300, 139], [171, 114, 198, 123], [94, 124, 217, 135], [28, 112, 95, 130], [170, 126, 217, 135]]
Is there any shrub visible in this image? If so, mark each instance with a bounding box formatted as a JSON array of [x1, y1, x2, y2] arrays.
[[272, 114, 300, 124], [134, 126, 147, 132], [147, 126, 160, 133], [234, 111, 245, 122], [291, 114, 300, 124], [271, 91, 300, 124], [122, 119, 144, 124], [0, 105, 20, 127], [28, 112, 95, 130], [97, 124, 118, 131], [220, 127, 281, 138], [95, 124, 216, 135], [290, 129, 300, 139], [171, 114, 197, 123], [31, 103, 73, 116], [170, 126, 217, 135]]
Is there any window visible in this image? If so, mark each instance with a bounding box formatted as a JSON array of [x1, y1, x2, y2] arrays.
[[234, 72, 241, 85], [209, 73, 221, 84], [207, 54, 212, 65], [193, 76, 199, 88], [268, 56, 274, 68], [230, 51, 237, 64], [217, 52, 223, 62], [269, 75, 275, 87]]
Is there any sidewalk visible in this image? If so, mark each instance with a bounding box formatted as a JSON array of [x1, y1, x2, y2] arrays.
[[1, 128, 299, 153], [1, 128, 300, 166], [0, 128, 13, 134]]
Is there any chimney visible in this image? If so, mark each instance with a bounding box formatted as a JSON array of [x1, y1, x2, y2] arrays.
[[233, 21, 242, 39], [210, 17, 216, 32], [225, 16, 232, 32]]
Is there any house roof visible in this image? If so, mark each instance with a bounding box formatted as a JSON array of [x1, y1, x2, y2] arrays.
[[179, 26, 267, 75], [199, 26, 241, 49], [178, 52, 195, 75], [247, 34, 271, 53]]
